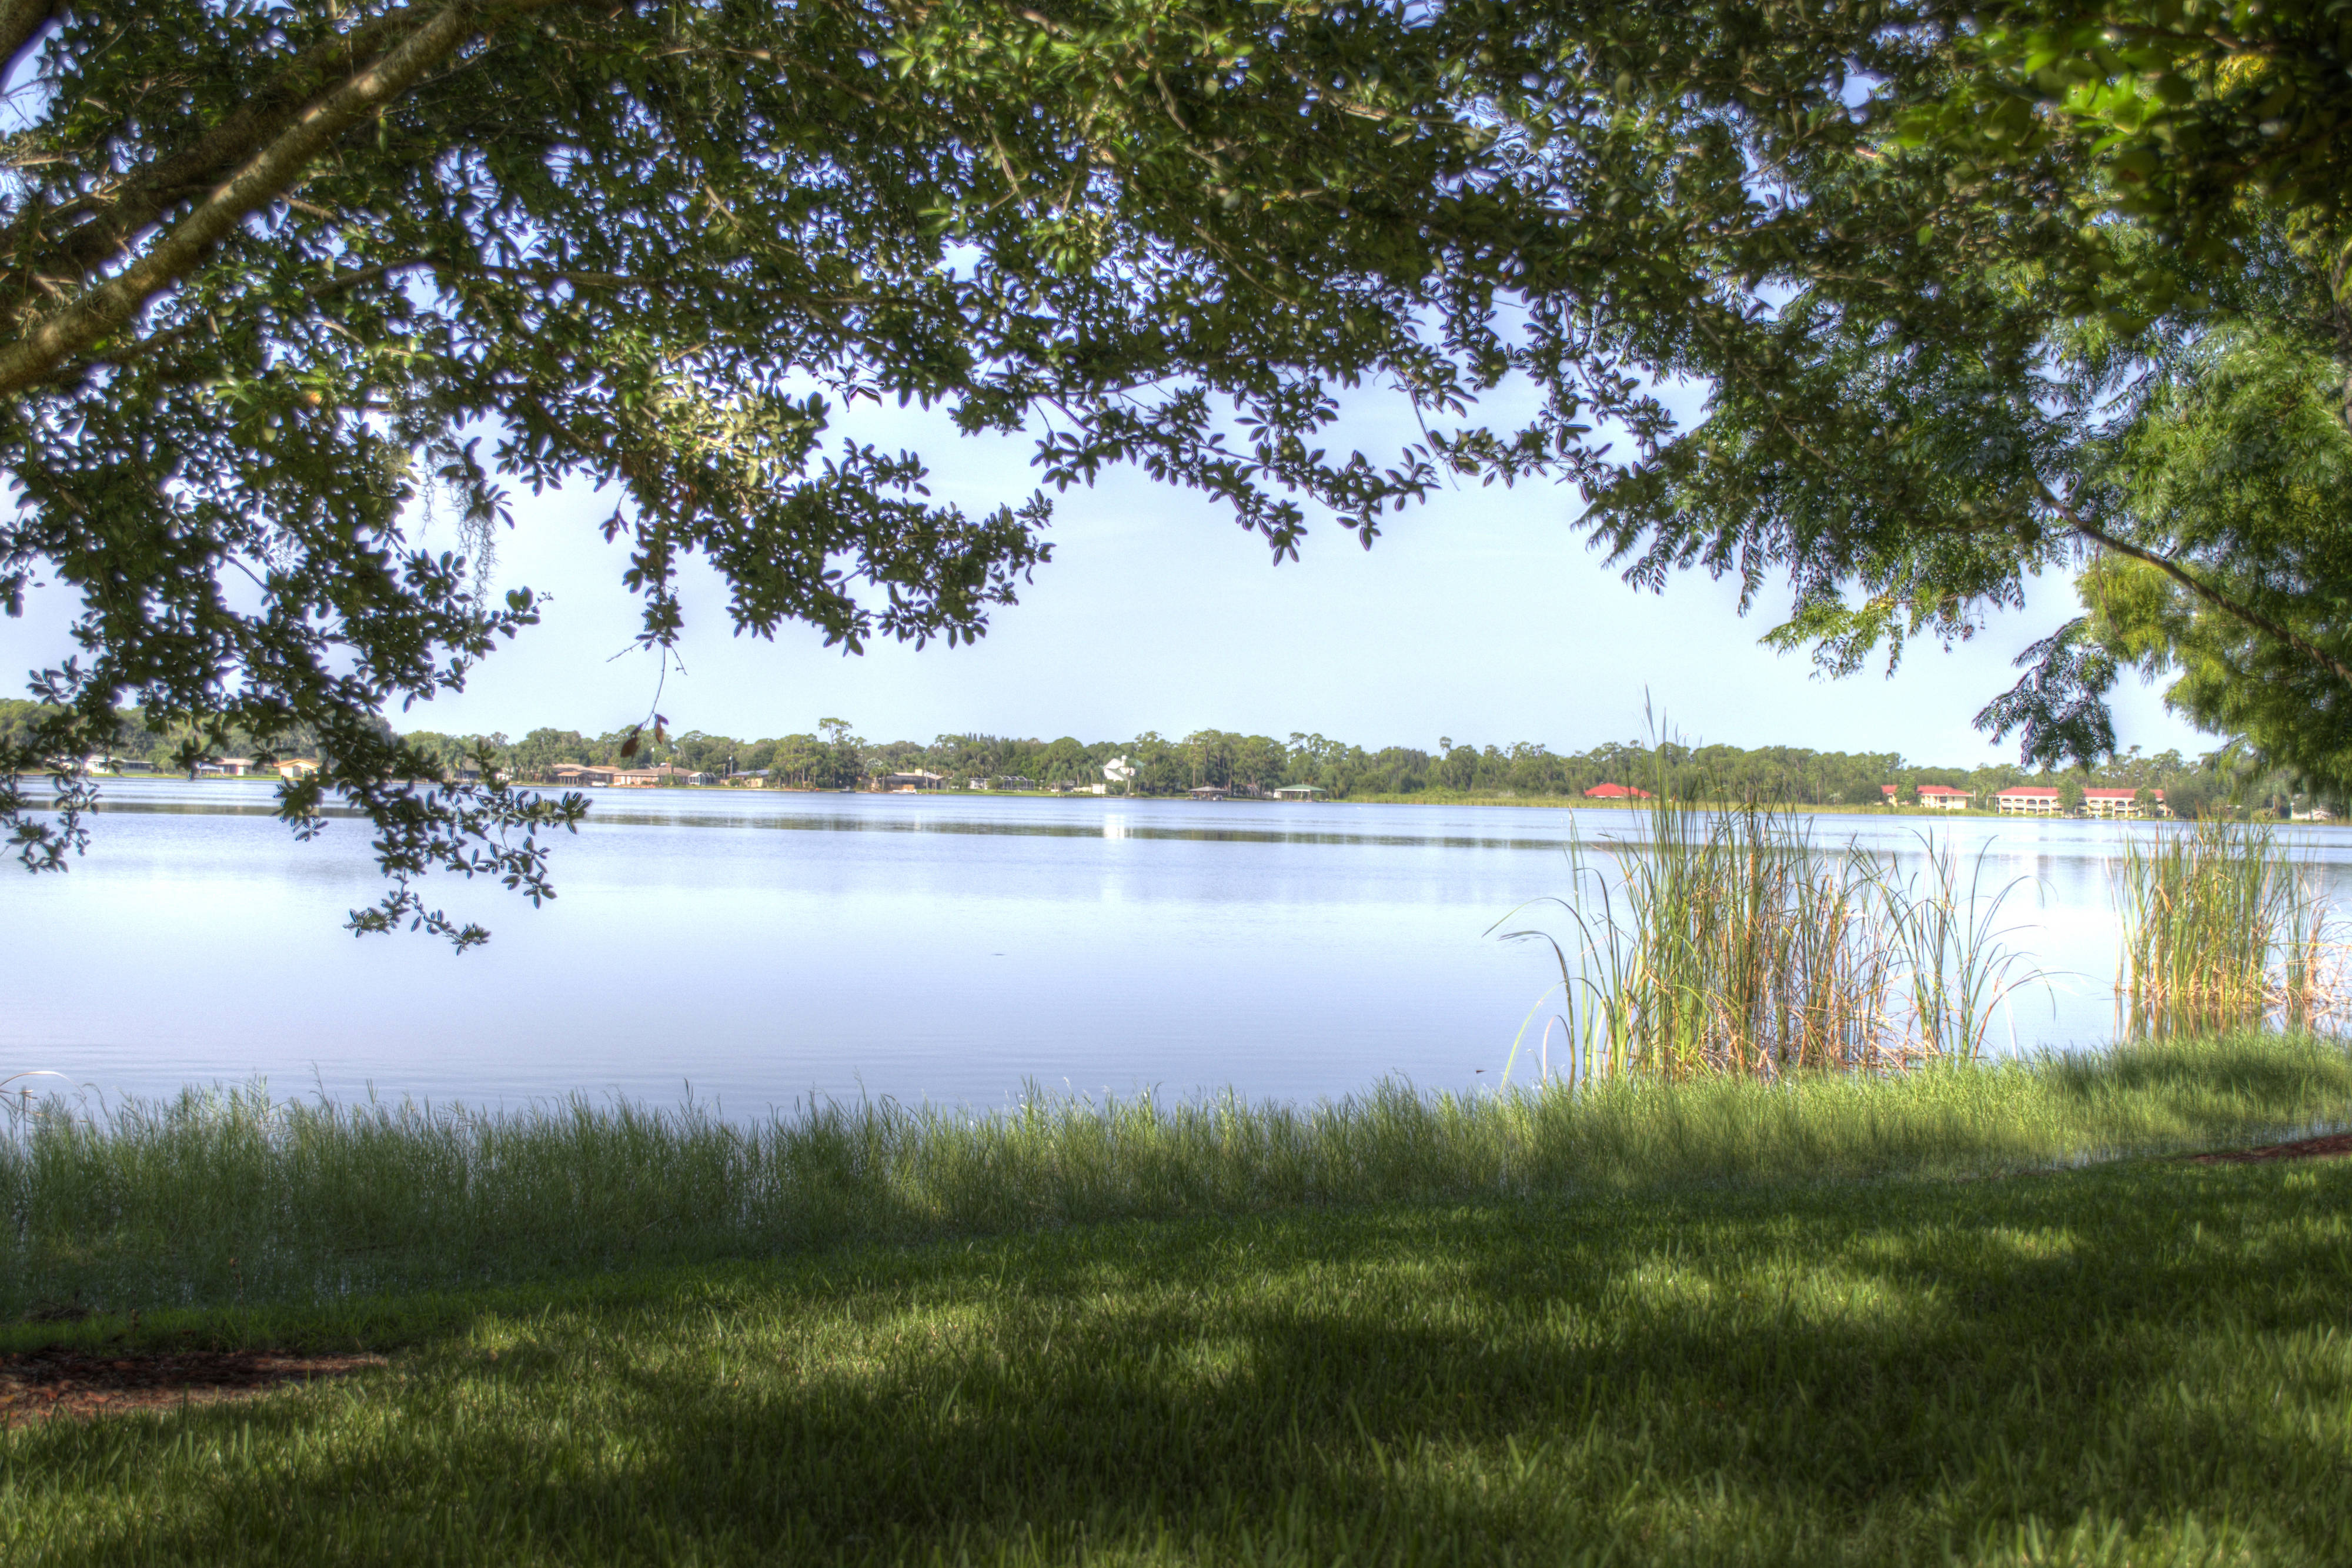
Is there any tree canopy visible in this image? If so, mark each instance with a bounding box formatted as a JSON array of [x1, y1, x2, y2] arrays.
[[0, 0, 1599, 942], [1572, 1, 2352, 780], [7, 0, 2348, 942]]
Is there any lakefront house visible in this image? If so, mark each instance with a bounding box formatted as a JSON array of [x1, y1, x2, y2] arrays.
[[1996, 785, 2065, 815], [2082, 787, 2167, 819], [1881, 784, 1974, 811]]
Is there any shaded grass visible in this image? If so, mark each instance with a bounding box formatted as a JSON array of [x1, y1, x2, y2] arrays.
[[7, 1032, 2352, 1317], [5, 1154, 2351, 1565]]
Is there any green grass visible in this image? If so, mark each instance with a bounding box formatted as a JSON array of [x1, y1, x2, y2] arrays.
[[9, 1035, 2352, 1564], [6, 1154, 2351, 1565], [9, 1032, 2352, 1318]]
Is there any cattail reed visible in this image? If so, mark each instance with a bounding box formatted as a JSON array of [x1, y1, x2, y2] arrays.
[[2117, 820, 2341, 1036], [1495, 791, 2043, 1082]]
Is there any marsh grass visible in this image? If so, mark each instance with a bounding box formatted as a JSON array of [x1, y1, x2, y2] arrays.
[[6, 1031, 2350, 1317], [1494, 793, 2043, 1080], [2117, 818, 2346, 1037]]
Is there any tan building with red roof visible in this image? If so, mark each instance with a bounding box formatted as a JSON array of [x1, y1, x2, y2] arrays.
[[1882, 784, 1975, 811], [2082, 787, 2166, 819]]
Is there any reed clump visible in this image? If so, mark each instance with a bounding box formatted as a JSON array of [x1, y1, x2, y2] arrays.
[[1494, 793, 2040, 1081], [2117, 818, 2344, 1036], [6, 1031, 2350, 1316]]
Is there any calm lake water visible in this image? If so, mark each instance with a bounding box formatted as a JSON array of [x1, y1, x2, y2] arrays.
[[6, 780, 2350, 1114]]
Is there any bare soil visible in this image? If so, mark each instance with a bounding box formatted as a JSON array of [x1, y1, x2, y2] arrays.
[[2190, 1131, 2352, 1165], [0, 1345, 384, 1427]]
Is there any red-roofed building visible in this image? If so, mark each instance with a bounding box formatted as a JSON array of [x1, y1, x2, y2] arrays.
[[1883, 784, 1975, 811], [2083, 787, 2166, 820], [1582, 783, 1653, 801]]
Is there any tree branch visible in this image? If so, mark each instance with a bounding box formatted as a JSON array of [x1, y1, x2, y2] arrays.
[[0, 0, 574, 396], [2037, 480, 2352, 691], [0, 2, 453, 289]]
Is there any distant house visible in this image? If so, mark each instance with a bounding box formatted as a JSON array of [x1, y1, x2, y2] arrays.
[[1996, 784, 2064, 815], [726, 770, 770, 788], [1188, 784, 1230, 800], [876, 770, 946, 793], [1582, 783, 1653, 801], [548, 764, 616, 787], [276, 757, 321, 781], [198, 757, 256, 777], [599, 763, 703, 788], [971, 775, 1038, 791], [2082, 787, 2166, 820], [1271, 784, 1325, 801], [1882, 783, 1972, 808]]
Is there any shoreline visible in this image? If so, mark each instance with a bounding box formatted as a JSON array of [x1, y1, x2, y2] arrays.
[[35, 771, 2280, 824]]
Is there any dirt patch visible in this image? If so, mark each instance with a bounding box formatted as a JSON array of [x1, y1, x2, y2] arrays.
[[2190, 1131, 2352, 1165], [0, 1346, 384, 1427]]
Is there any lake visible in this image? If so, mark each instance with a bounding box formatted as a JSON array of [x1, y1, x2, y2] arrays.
[[5, 780, 2348, 1114]]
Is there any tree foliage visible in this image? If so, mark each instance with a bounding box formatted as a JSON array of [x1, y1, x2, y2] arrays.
[[0, 0, 1611, 940], [11, 0, 2352, 943]]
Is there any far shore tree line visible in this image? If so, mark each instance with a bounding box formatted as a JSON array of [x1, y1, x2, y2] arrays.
[[7, 700, 2320, 820]]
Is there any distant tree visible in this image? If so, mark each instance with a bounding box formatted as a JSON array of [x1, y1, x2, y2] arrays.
[[816, 720, 862, 789], [1038, 737, 1090, 784]]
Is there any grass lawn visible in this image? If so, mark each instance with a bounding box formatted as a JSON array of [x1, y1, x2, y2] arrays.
[[6, 1139, 2351, 1563]]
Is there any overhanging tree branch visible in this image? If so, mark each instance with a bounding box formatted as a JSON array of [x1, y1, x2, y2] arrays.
[[0, 0, 574, 396], [2036, 479, 2352, 691], [0, 1, 460, 295]]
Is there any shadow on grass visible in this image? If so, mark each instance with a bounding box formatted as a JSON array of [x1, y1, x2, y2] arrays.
[[2053, 1031, 2350, 1102], [8, 1158, 2351, 1565]]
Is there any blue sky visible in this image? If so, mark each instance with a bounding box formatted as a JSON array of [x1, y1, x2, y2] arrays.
[[4, 394, 2209, 765]]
